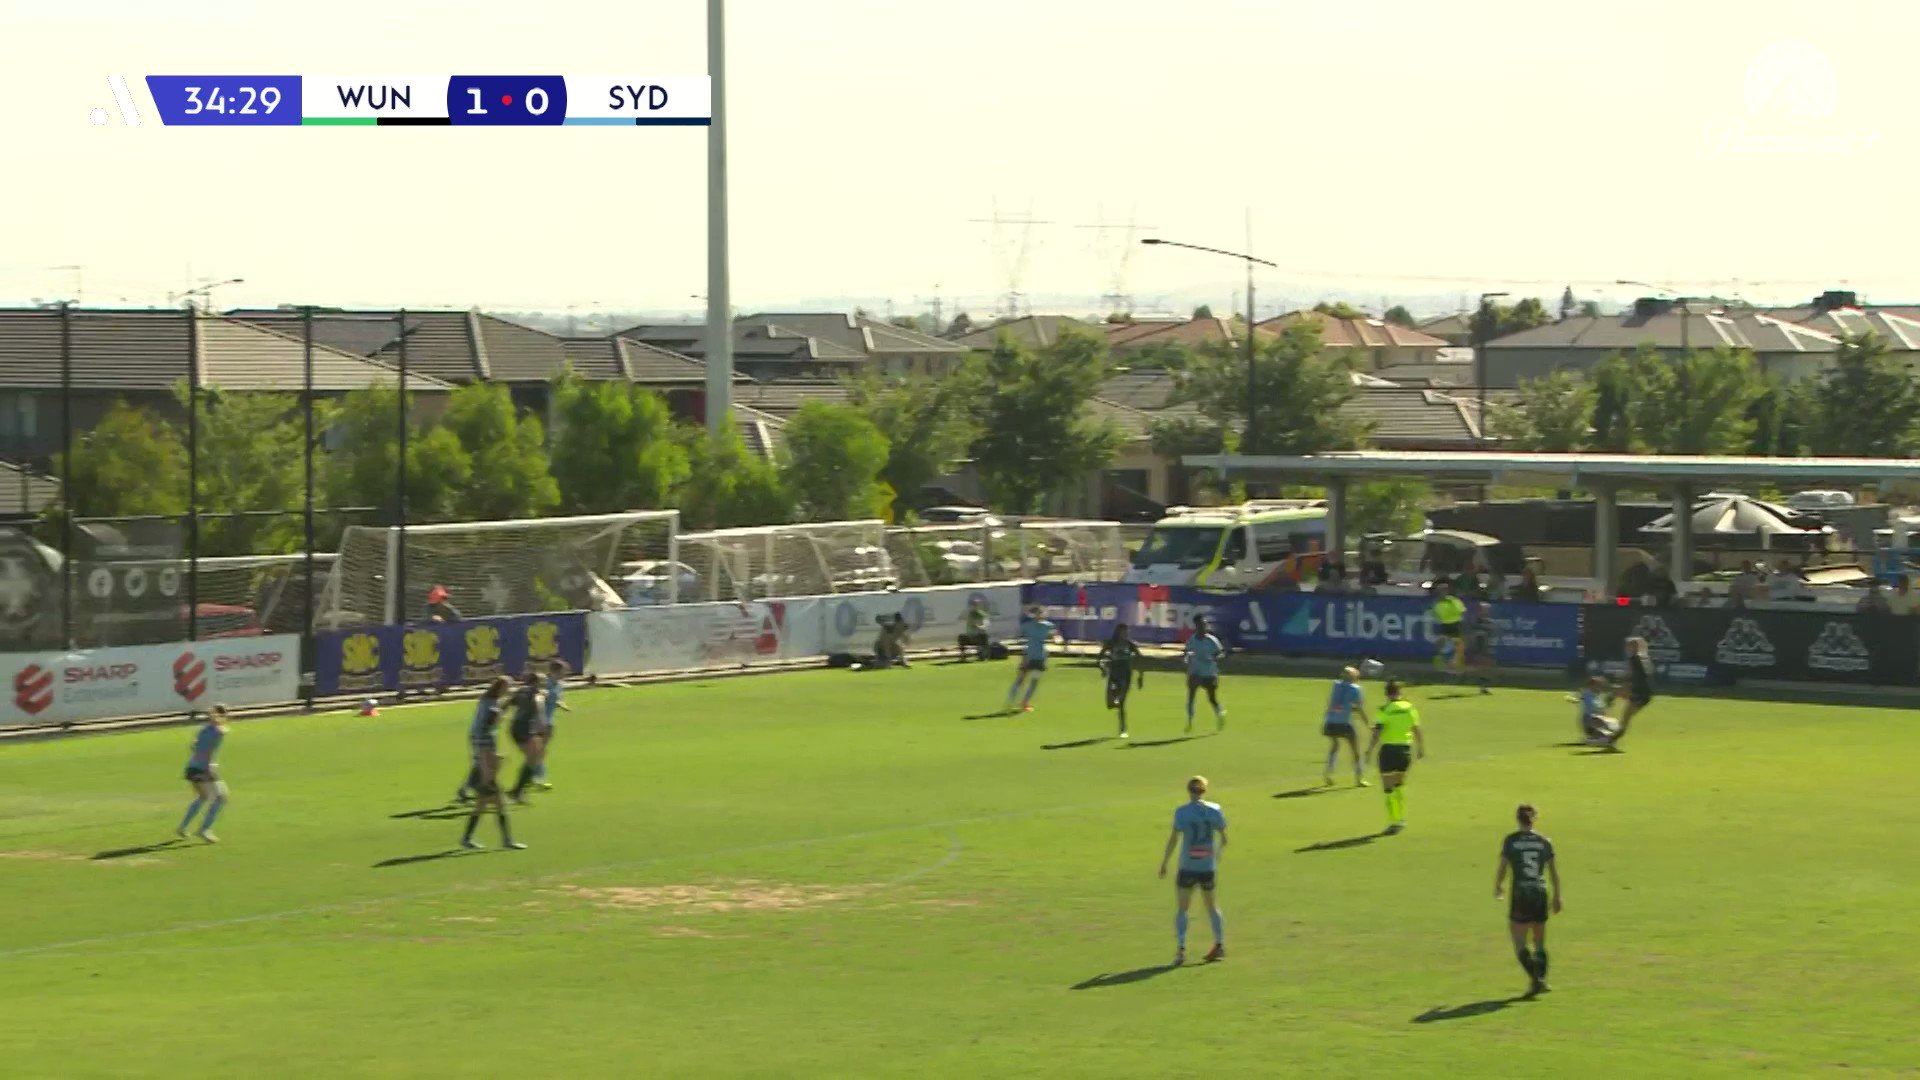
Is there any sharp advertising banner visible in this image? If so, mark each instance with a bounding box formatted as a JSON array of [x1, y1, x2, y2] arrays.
[[1234, 594, 1580, 668], [0, 634, 302, 728], [313, 613, 586, 697], [1024, 582, 1245, 646], [1583, 604, 1919, 686]]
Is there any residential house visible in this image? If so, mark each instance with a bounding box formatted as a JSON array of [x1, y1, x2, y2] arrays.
[[744, 313, 970, 377], [1480, 293, 1920, 386], [1105, 314, 1239, 355], [1255, 311, 1451, 372], [615, 321, 867, 382], [947, 314, 1094, 352], [0, 308, 454, 467], [558, 336, 747, 425], [0, 459, 58, 522], [1417, 312, 1474, 347]]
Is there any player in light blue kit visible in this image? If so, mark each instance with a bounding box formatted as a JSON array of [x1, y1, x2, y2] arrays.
[[177, 705, 230, 843], [1003, 606, 1057, 714], [1158, 774, 1227, 965], [533, 658, 570, 790], [1322, 666, 1371, 787], [1182, 615, 1226, 733]]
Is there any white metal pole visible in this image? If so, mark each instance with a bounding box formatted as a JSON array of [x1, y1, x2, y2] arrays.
[[704, 0, 734, 433]]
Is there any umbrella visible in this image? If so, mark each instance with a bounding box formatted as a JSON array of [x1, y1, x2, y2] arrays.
[[1638, 495, 1833, 542]]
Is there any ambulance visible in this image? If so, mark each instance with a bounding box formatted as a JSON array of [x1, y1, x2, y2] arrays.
[[1122, 501, 1330, 589]]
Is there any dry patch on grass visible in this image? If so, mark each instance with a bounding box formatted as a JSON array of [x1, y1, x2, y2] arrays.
[[0, 850, 88, 863], [555, 879, 872, 914], [438, 915, 497, 925], [652, 925, 723, 939]]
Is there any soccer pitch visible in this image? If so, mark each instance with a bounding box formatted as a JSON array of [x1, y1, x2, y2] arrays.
[[5, 661, 1917, 1077]]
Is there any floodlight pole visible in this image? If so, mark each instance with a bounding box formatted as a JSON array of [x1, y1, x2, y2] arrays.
[[1139, 236, 1276, 451], [704, 0, 734, 434]]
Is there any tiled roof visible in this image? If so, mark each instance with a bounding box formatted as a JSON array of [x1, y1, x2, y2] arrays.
[[1097, 371, 1179, 410], [616, 323, 866, 364], [731, 379, 855, 418], [0, 309, 452, 393], [1258, 312, 1449, 349], [732, 404, 786, 459], [1480, 306, 1920, 355], [1369, 360, 1475, 387], [747, 313, 967, 358], [949, 315, 1095, 351], [368, 311, 484, 383], [1106, 317, 1236, 351], [1418, 313, 1473, 339], [475, 314, 570, 383], [1089, 376, 1481, 448]]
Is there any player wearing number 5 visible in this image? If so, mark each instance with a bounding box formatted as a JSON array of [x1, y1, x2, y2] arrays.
[[1157, 775, 1227, 966], [1494, 803, 1561, 997], [1363, 680, 1425, 834]]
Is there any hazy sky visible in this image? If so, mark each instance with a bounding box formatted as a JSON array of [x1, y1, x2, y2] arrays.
[[3, 0, 1917, 315]]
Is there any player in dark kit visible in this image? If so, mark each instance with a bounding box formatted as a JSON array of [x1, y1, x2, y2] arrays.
[[461, 676, 525, 850], [1606, 636, 1654, 750], [1465, 602, 1497, 695], [1493, 803, 1561, 997], [507, 672, 546, 804], [1096, 623, 1144, 739]]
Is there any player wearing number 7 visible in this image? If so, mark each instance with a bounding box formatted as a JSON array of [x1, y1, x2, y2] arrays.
[[1493, 803, 1562, 997], [1157, 775, 1227, 966]]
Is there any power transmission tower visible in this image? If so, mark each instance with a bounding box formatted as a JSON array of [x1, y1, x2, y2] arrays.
[[1076, 204, 1154, 316], [970, 198, 1052, 319]]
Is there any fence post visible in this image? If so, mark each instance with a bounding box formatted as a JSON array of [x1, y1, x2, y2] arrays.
[[395, 309, 409, 635], [58, 302, 74, 649], [185, 307, 200, 641], [302, 306, 316, 710]]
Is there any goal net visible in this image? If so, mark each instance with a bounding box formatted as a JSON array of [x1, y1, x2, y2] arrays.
[[1014, 519, 1130, 582], [676, 519, 890, 601], [885, 523, 1023, 587], [315, 511, 679, 628]]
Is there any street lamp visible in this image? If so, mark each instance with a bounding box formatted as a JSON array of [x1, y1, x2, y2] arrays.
[[172, 276, 245, 312], [1139, 237, 1278, 451], [1473, 291, 1509, 446]]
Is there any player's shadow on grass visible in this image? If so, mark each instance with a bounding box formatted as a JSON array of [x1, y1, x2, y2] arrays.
[[1043, 737, 1115, 750], [91, 838, 188, 861], [1071, 964, 1177, 989], [1117, 734, 1214, 749], [390, 806, 472, 821], [1423, 690, 1483, 701], [1412, 996, 1530, 1023], [1272, 785, 1332, 800], [1295, 834, 1378, 853], [373, 849, 485, 869]]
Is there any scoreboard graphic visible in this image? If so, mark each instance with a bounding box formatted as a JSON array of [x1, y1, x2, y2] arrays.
[[121, 76, 709, 126]]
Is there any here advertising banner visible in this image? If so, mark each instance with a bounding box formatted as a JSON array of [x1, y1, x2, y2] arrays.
[[0, 633, 302, 728], [1237, 593, 1581, 668], [1025, 582, 1245, 647], [1583, 604, 1920, 687], [313, 613, 586, 696]]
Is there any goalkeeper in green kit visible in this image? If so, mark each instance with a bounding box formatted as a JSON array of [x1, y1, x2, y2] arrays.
[[1097, 623, 1146, 739]]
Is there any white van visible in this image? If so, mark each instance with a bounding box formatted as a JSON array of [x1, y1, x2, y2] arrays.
[[1123, 501, 1330, 589]]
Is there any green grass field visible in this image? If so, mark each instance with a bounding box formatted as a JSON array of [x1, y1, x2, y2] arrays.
[[4, 659, 1917, 1078]]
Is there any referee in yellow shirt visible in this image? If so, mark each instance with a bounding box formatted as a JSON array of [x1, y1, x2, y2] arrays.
[[1365, 680, 1427, 835], [1431, 582, 1468, 681]]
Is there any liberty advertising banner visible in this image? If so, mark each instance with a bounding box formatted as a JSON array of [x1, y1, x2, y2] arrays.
[[817, 585, 1023, 655], [313, 613, 586, 697], [1024, 582, 1246, 646], [584, 601, 790, 676], [0, 633, 302, 727], [1237, 594, 1580, 668]]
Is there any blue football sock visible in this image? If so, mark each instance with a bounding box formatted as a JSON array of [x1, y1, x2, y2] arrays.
[[200, 796, 225, 830], [1174, 911, 1189, 947], [1022, 678, 1040, 705], [178, 799, 204, 832], [1209, 908, 1225, 943]]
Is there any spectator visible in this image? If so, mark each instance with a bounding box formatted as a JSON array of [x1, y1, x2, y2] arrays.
[[1768, 563, 1806, 602], [1891, 576, 1920, 616], [1516, 566, 1543, 603], [1728, 561, 1758, 608], [1361, 545, 1389, 589], [874, 613, 912, 668], [957, 598, 992, 661], [1485, 568, 1510, 602], [1648, 566, 1679, 608], [425, 584, 463, 623], [1857, 579, 1892, 615]]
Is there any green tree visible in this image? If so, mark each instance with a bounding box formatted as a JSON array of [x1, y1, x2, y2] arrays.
[[1382, 305, 1415, 328], [439, 383, 559, 520], [548, 372, 689, 513], [676, 421, 792, 530], [779, 402, 893, 521], [1347, 479, 1430, 536], [1191, 304, 1214, 319], [847, 369, 979, 516], [1490, 371, 1595, 451], [1578, 300, 1602, 318], [1170, 319, 1369, 455], [1312, 301, 1367, 320], [1746, 379, 1812, 457], [946, 311, 974, 337], [1805, 333, 1920, 456], [1589, 344, 1765, 454], [323, 384, 472, 523], [55, 401, 186, 518], [969, 328, 1124, 513], [1470, 297, 1553, 342], [182, 387, 306, 556]]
